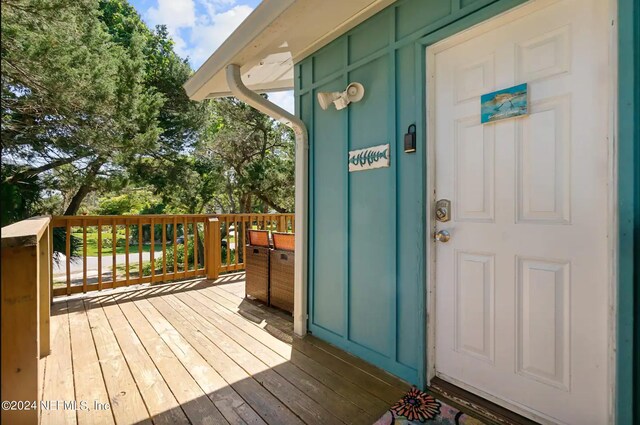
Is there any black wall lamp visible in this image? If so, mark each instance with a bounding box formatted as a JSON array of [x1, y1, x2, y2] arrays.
[[404, 124, 416, 153]]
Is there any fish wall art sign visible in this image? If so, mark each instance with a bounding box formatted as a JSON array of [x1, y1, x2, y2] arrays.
[[348, 144, 390, 172], [481, 83, 528, 123]]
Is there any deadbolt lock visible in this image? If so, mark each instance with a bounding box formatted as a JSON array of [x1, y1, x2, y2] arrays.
[[435, 199, 451, 222]]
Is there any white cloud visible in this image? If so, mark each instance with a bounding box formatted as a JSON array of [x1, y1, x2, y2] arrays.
[[146, 0, 196, 32], [145, 0, 196, 59], [145, 0, 252, 69], [267, 91, 295, 114], [196, 0, 238, 20], [187, 5, 253, 68]]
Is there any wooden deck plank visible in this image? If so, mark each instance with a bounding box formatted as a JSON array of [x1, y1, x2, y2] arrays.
[[209, 282, 294, 321], [212, 280, 408, 395], [209, 282, 409, 397], [100, 297, 229, 425], [305, 335, 410, 392], [145, 295, 304, 425], [179, 290, 374, 424], [162, 293, 344, 425], [130, 297, 267, 425], [215, 280, 247, 299], [41, 302, 77, 425], [204, 286, 294, 339], [292, 338, 406, 405], [42, 279, 408, 425], [191, 288, 390, 417], [86, 297, 188, 425], [204, 286, 408, 404], [82, 299, 152, 425], [67, 299, 115, 425]]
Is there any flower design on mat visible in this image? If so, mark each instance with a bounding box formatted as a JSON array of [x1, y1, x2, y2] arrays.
[[391, 387, 441, 422]]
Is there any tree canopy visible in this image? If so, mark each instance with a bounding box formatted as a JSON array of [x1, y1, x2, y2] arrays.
[[1, 0, 294, 226]]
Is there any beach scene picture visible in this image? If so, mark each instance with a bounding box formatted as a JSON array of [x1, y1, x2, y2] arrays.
[[481, 83, 528, 123]]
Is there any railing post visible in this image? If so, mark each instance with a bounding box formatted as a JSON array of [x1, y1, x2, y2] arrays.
[[206, 218, 221, 280], [39, 225, 51, 357], [1, 216, 51, 425]]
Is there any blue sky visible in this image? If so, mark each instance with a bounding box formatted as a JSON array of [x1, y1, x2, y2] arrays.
[[129, 0, 293, 112]]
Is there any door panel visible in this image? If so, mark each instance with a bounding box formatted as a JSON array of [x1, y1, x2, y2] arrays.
[[432, 1, 610, 424]]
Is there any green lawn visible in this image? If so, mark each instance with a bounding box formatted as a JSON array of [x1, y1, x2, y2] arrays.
[[72, 231, 163, 257]]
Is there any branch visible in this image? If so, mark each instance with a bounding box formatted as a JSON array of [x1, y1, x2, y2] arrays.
[[4, 155, 83, 183], [254, 192, 287, 213]]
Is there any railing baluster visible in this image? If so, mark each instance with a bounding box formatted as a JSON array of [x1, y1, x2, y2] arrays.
[[150, 217, 155, 283], [125, 220, 130, 286], [242, 215, 247, 268], [204, 219, 209, 273], [162, 219, 167, 282], [183, 217, 188, 273], [112, 218, 117, 286], [82, 219, 87, 293], [173, 217, 177, 275], [206, 217, 220, 280], [98, 220, 102, 290], [194, 219, 199, 272], [226, 217, 231, 270], [138, 218, 143, 281], [233, 216, 238, 269], [65, 220, 71, 295]]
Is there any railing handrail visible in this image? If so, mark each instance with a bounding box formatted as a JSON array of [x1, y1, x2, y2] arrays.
[[49, 213, 294, 228], [52, 212, 292, 220], [1, 215, 51, 248]]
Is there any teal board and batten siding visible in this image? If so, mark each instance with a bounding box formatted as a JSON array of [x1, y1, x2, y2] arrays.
[[617, 0, 639, 423], [295, 0, 528, 387]]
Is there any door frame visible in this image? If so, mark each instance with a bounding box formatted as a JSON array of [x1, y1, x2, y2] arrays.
[[422, 0, 619, 422]]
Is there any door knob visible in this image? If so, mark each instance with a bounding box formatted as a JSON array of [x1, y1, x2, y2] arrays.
[[434, 230, 451, 243]]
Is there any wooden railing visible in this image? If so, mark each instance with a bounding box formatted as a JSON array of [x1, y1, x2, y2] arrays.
[[50, 213, 294, 297], [1, 216, 52, 425], [216, 213, 294, 273], [0, 212, 293, 422]]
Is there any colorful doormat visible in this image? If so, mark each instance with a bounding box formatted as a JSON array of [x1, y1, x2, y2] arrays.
[[374, 387, 486, 425]]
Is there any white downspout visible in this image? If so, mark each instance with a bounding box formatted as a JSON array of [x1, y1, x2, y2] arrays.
[[226, 64, 308, 337]]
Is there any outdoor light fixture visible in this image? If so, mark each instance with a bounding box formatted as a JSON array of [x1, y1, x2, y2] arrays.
[[317, 82, 365, 110]]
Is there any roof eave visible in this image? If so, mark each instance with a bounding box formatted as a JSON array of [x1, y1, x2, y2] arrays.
[[184, 0, 397, 101], [183, 0, 296, 100]]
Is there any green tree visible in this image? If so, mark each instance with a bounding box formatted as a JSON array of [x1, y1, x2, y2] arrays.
[[95, 188, 159, 215], [1, 0, 162, 221], [197, 97, 295, 213], [0, 0, 294, 228]]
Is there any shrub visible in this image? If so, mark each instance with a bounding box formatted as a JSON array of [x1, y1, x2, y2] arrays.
[[165, 238, 195, 270]]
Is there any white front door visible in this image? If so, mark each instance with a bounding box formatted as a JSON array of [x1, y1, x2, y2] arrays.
[[430, 1, 611, 424]]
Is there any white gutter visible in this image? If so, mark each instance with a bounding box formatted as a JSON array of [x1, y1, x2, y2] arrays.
[[226, 64, 308, 337]]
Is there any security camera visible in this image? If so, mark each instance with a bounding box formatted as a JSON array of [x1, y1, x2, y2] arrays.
[[317, 82, 365, 110]]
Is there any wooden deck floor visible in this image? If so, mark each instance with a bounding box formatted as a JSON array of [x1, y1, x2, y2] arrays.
[[41, 273, 410, 425]]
